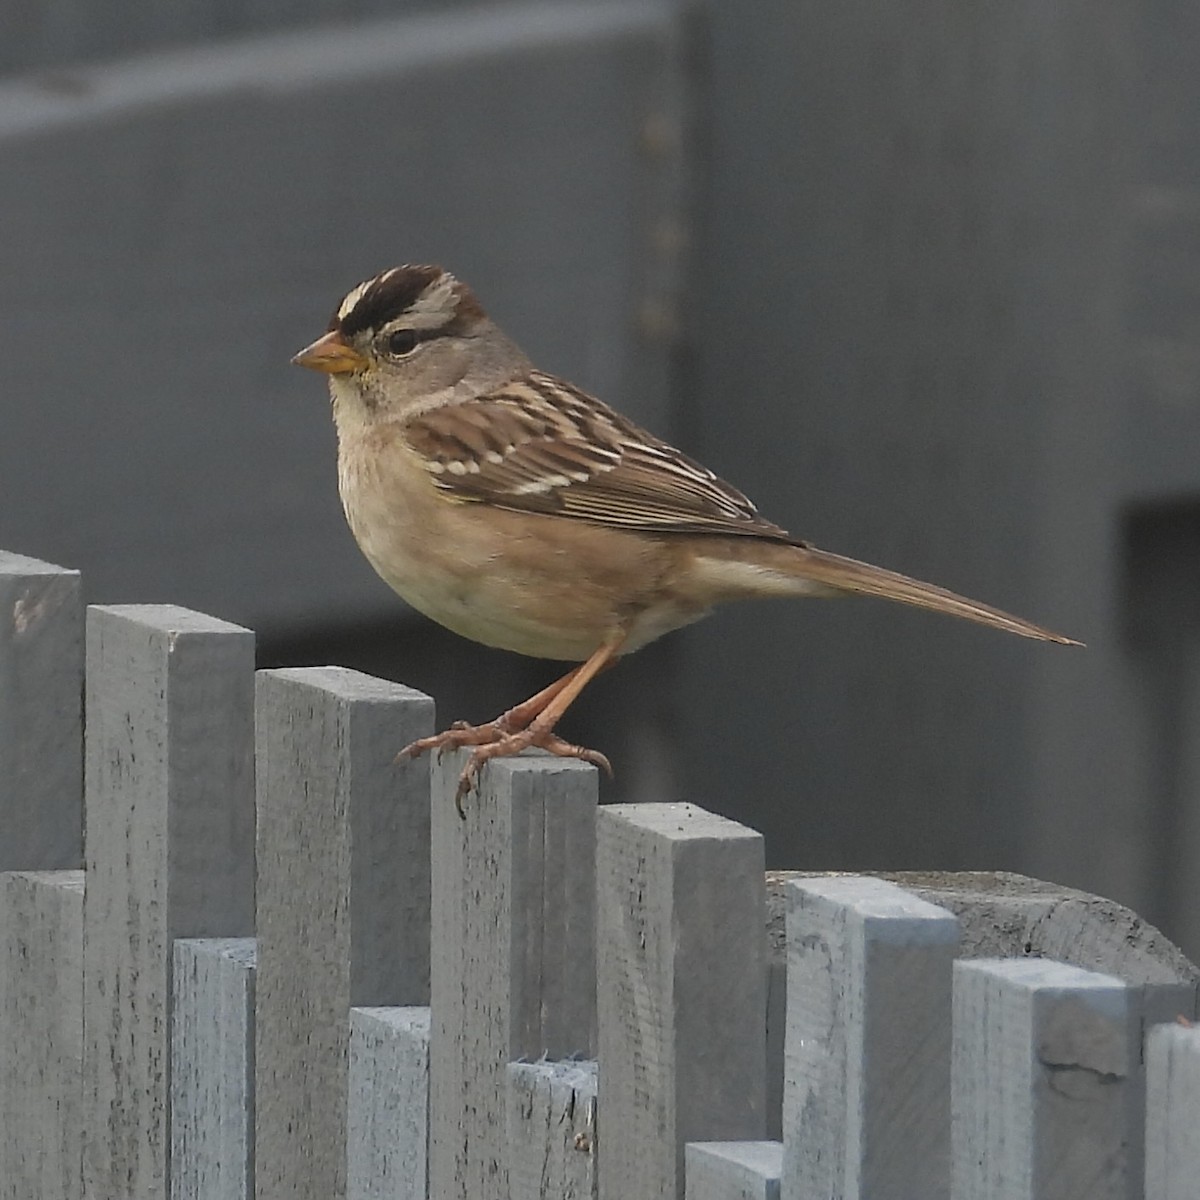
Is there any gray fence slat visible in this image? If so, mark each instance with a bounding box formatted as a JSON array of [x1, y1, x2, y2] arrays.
[[1145, 1021, 1200, 1200], [952, 958, 1136, 1200], [82, 605, 254, 1200], [348, 1007, 432, 1200], [507, 1060, 598, 1200], [0, 869, 84, 1200], [254, 667, 433, 1200], [597, 803, 766, 1200], [0, 551, 82, 870], [685, 1141, 782, 1200], [171, 939, 257, 1200], [428, 749, 598, 1200], [765, 943, 787, 1142], [783, 875, 960, 1200]]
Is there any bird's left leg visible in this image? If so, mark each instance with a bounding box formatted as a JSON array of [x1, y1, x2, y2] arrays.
[[452, 634, 625, 810], [397, 661, 588, 765]]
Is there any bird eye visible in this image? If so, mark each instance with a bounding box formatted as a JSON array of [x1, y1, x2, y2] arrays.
[[386, 329, 419, 356]]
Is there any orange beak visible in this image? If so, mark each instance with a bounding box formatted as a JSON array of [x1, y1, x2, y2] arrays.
[[291, 330, 369, 374]]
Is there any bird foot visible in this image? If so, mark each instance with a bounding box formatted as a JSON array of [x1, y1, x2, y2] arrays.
[[397, 721, 610, 818], [396, 719, 510, 762], [453, 729, 611, 817]]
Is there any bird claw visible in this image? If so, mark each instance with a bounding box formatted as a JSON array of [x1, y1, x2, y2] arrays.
[[448, 728, 613, 819], [544, 736, 612, 779], [395, 721, 504, 767], [398, 715, 611, 820], [455, 771, 472, 820]]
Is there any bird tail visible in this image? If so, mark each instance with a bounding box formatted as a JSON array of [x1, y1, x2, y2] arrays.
[[784, 544, 1081, 644], [691, 538, 1082, 645]]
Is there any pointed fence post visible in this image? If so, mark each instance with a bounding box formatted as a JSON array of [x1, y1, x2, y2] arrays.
[[172, 938, 257, 1200], [0, 551, 82, 869], [82, 605, 255, 1200], [254, 667, 433, 1200], [0, 553, 85, 1200], [1145, 1021, 1200, 1200], [428, 749, 598, 1200], [507, 1060, 598, 1200], [685, 1142, 783, 1200], [783, 875, 960, 1200], [597, 802, 766, 1200], [348, 1006, 432, 1200], [952, 958, 1137, 1200], [0, 869, 85, 1200]]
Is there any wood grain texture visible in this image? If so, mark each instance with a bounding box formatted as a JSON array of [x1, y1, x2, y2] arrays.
[[0, 869, 84, 1200], [685, 1141, 782, 1200], [783, 875, 960, 1200], [428, 749, 598, 1200], [507, 1060, 598, 1200], [768, 870, 1200, 994], [0, 551, 82, 870], [348, 1006, 431, 1200], [254, 667, 433, 1200], [766, 867, 1200, 1144], [952, 958, 1136, 1200], [82, 605, 254, 1200], [1145, 1022, 1200, 1200], [171, 939, 257, 1200], [764, 947, 786, 1142], [597, 803, 766, 1200]]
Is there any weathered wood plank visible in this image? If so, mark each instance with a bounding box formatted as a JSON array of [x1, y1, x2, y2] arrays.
[[348, 1006, 431, 1200], [254, 667, 433, 1200], [952, 958, 1136, 1200], [597, 803, 766, 1200], [1145, 1021, 1200, 1200], [783, 875, 959, 1200], [428, 749, 598, 1200], [908, 868, 1195, 1192], [82, 605, 255, 1200], [0, 869, 84, 1200], [507, 1060, 598, 1200], [172, 938, 257, 1200], [0, 551, 82, 870], [685, 1141, 782, 1200], [766, 869, 1200, 1148]]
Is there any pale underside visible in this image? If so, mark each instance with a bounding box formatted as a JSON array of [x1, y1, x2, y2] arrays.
[[335, 372, 828, 661], [331, 368, 1072, 659]]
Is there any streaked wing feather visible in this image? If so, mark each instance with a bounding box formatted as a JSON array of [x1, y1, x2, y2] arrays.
[[403, 373, 793, 540]]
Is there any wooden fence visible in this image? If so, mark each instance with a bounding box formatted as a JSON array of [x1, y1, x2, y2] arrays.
[[2, 544, 1200, 1200]]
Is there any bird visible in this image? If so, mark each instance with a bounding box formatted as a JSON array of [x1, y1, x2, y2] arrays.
[[292, 264, 1080, 813]]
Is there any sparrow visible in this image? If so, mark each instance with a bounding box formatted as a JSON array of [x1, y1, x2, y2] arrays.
[[293, 265, 1080, 812]]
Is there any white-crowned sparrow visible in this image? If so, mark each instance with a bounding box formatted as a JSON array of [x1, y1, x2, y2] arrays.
[[294, 265, 1080, 811]]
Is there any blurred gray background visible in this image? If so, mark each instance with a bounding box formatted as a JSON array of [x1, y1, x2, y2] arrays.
[[3, 1, 1199, 954]]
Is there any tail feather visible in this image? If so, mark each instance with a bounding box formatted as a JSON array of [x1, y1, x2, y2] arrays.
[[787, 544, 1082, 645]]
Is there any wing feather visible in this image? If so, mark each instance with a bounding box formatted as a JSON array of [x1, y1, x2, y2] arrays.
[[403, 372, 794, 541]]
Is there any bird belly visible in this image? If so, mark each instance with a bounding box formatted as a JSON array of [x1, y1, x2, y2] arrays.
[[339, 444, 707, 661]]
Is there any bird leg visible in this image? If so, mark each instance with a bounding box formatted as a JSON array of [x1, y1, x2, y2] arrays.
[[451, 637, 623, 811], [397, 663, 586, 761], [397, 637, 625, 817]]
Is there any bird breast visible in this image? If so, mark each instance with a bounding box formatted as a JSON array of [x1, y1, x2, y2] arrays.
[[335, 426, 716, 661]]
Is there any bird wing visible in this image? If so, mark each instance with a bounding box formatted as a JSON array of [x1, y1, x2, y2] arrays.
[[402, 371, 795, 541]]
